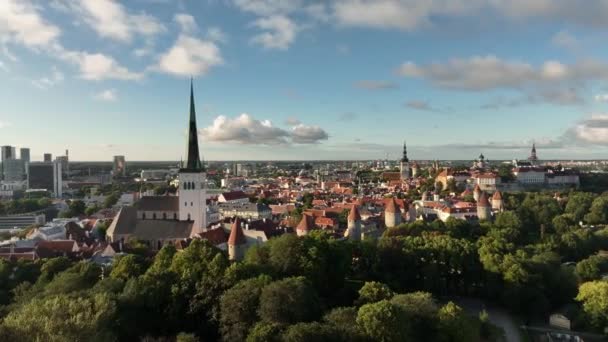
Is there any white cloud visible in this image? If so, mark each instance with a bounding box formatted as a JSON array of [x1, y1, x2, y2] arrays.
[[0, 60, 7, 72], [285, 117, 301, 126], [570, 114, 608, 145], [233, 0, 302, 16], [201, 113, 328, 145], [250, 15, 297, 50], [291, 124, 329, 143], [551, 30, 579, 50], [0, 0, 61, 48], [93, 89, 117, 101], [0, 121, 10, 129], [206, 27, 228, 43], [60, 0, 165, 42], [202, 114, 290, 144], [398, 56, 608, 90], [174, 13, 198, 32], [354, 80, 398, 90], [32, 66, 64, 89], [58, 50, 143, 80], [156, 35, 223, 76]]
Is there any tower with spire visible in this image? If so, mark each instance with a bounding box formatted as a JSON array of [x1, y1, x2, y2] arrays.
[[528, 142, 538, 164], [178, 80, 207, 234], [399, 140, 411, 180]]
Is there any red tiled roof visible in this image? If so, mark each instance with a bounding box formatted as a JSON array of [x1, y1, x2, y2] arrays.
[[477, 192, 490, 207], [228, 218, 247, 246], [385, 197, 399, 213], [348, 205, 361, 221], [296, 215, 313, 232], [221, 191, 248, 201], [200, 228, 229, 245]]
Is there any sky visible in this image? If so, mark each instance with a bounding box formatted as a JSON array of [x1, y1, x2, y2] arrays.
[[2, 0, 608, 161]]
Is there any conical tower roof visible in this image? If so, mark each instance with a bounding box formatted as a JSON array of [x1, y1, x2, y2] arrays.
[[228, 217, 247, 246], [296, 215, 313, 232], [477, 191, 490, 207], [492, 191, 503, 200], [348, 205, 361, 221], [385, 197, 399, 213], [182, 79, 204, 172]]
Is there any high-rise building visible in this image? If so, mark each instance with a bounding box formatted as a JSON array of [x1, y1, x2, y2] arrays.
[[28, 161, 62, 197], [2, 159, 25, 181], [113, 155, 126, 177], [43, 153, 52, 162], [1, 146, 16, 161], [20, 148, 30, 163]]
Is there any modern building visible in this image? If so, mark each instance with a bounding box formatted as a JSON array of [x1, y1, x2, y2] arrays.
[[113, 155, 126, 177], [19, 148, 30, 163], [1, 146, 16, 161], [43, 153, 52, 162], [0, 214, 46, 230], [2, 159, 25, 181], [27, 161, 62, 197]]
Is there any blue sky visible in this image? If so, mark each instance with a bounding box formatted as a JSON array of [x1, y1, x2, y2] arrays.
[[2, 0, 608, 161]]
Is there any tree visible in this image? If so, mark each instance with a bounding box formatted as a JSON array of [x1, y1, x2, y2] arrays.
[[565, 192, 596, 222], [103, 192, 120, 208], [220, 275, 272, 342], [584, 195, 608, 225], [0, 293, 116, 342], [576, 281, 608, 331], [246, 322, 282, 342], [258, 277, 320, 325], [323, 307, 365, 341], [282, 322, 340, 342], [356, 300, 407, 342], [110, 254, 146, 281], [176, 332, 198, 342], [437, 301, 480, 342], [498, 164, 515, 182], [357, 281, 394, 305], [391, 292, 439, 340]]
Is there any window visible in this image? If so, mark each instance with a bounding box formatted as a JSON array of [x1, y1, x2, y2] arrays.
[[142, 212, 146, 219], [184, 202, 187, 206], [173, 213, 177, 220], [191, 202, 193, 206], [163, 213, 167, 220], [152, 213, 157, 220], [187, 214, 191, 221]]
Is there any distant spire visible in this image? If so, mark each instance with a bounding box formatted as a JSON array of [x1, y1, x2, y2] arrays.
[[528, 141, 538, 161], [401, 140, 409, 162], [183, 79, 204, 172]]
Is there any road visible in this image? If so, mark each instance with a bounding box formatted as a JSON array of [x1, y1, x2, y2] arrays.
[[451, 297, 522, 342]]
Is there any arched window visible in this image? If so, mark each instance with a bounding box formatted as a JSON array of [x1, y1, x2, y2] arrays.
[[191, 182, 195, 189], [190, 202, 193, 206], [184, 202, 187, 206], [142, 212, 146, 219], [152, 213, 156, 220], [163, 213, 167, 220], [173, 213, 177, 220], [187, 213, 191, 221]]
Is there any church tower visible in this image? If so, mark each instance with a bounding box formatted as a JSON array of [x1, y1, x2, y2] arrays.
[[400, 141, 410, 180], [346, 205, 362, 241], [179, 80, 207, 234], [528, 143, 538, 165]]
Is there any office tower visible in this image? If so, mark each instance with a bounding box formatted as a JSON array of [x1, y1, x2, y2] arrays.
[[2, 159, 25, 181], [1, 146, 16, 161], [43, 153, 52, 162], [28, 161, 62, 197], [20, 148, 30, 163], [113, 155, 126, 177], [56, 156, 69, 177]]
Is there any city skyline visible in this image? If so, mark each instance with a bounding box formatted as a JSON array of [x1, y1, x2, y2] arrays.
[[2, 1, 608, 160]]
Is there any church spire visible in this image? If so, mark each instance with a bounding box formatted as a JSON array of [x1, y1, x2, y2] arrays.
[[183, 79, 203, 172], [401, 140, 409, 162]]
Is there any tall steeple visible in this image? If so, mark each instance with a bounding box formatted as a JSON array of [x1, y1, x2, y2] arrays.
[[183, 79, 203, 172], [528, 142, 538, 162], [401, 140, 409, 162]]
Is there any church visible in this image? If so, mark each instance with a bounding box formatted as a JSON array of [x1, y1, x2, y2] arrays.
[[107, 81, 208, 249]]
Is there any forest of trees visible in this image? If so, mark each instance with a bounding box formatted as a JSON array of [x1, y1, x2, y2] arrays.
[[1, 190, 608, 341]]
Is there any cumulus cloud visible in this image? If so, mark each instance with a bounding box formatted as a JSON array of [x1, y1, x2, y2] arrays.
[[291, 124, 329, 143], [250, 15, 297, 50], [201, 113, 328, 145], [156, 35, 223, 76], [233, 0, 302, 16], [57, 0, 165, 42], [354, 80, 398, 90], [568, 115, 608, 145], [285, 117, 301, 126], [0, 0, 61, 48], [58, 50, 143, 80], [93, 89, 117, 101], [154, 15, 223, 77]]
